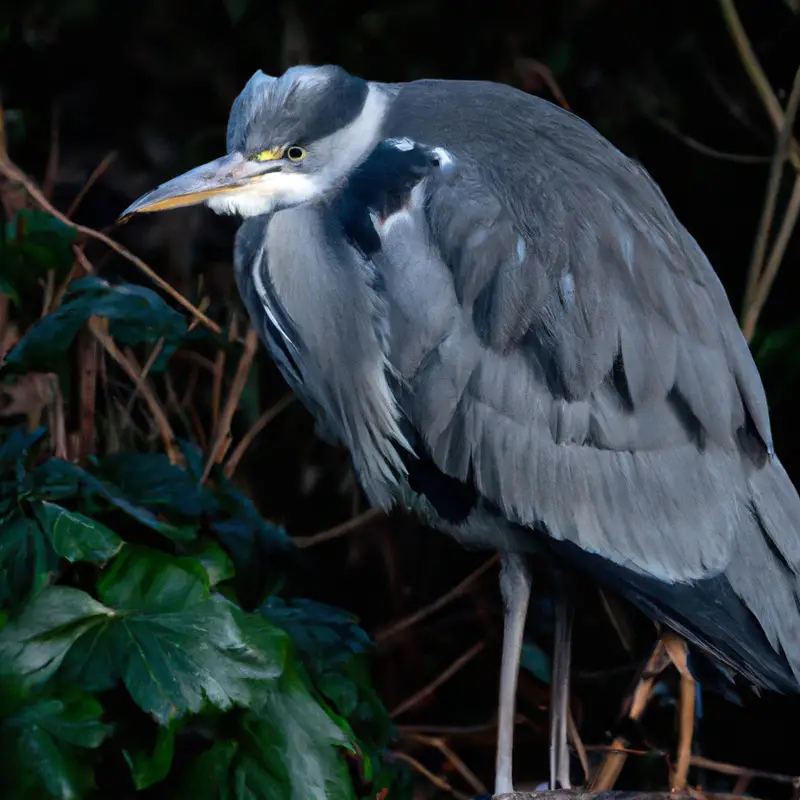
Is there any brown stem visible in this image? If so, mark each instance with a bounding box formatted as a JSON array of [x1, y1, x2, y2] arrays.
[[390, 640, 486, 717], [89, 319, 179, 463], [202, 325, 259, 482], [590, 640, 672, 791], [375, 554, 500, 645], [741, 64, 800, 330], [76, 325, 99, 461], [224, 392, 295, 478], [293, 507, 384, 548]]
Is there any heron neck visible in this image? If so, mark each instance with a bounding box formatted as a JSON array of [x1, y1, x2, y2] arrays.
[[253, 205, 409, 507]]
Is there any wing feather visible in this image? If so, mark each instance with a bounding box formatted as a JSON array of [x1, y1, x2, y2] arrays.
[[372, 93, 799, 684]]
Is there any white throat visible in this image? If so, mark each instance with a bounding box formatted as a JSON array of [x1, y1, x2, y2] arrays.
[[206, 83, 391, 218]]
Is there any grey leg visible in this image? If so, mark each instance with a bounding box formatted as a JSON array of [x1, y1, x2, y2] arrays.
[[495, 553, 532, 797], [549, 595, 574, 790]]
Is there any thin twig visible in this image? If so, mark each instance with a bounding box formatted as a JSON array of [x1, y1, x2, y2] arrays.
[[389, 751, 471, 800], [48, 375, 68, 460], [124, 341, 164, 414], [181, 364, 200, 408], [66, 152, 117, 218], [88, 319, 179, 463], [212, 314, 238, 433], [717, 0, 800, 171], [590, 639, 671, 791], [403, 732, 487, 795], [224, 392, 296, 477], [663, 633, 695, 791], [742, 172, 800, 341], [391, 640, 486, 718], [40, 270, 55, 319], [586, 744, 660, 757], [397, 721, 498, 737], [202, 325, 259, 482], [515, 57, 571, 110], [375, 554, 500, 644], [689, 755, 799, 786], [742, 63, 800, 331], [568, 708, 591, 784], [0, 149, 221, 335], [123, 297, 210, 421], [77, 326, 99, 460], [47, 246, 90, 315], [293, 507, 384, 548], [598, 586, 635, 656], [648, 115, 771, 165], [175, 350, 219, 374]]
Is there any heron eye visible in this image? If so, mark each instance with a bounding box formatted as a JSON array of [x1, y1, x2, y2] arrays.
[[286, 146, 307, 162]]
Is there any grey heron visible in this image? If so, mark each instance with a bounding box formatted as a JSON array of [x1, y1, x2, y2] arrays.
[[121, 64, 800, 797]]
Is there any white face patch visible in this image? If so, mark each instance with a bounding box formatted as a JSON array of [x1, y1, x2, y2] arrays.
[[205, 171, 323, 217]]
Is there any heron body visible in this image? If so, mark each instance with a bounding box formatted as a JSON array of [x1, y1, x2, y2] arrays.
[[123, 65, 800, 796]]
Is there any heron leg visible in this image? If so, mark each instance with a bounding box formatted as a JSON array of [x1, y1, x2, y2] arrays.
[[549, 594, 573, 790], [495, 552, 531, 797]]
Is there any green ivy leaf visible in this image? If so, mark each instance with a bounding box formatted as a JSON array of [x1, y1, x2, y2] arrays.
[[0, 691, 112, 800], [97, 452, 217, 519], [189, 540, 236, 587], [0, 276, 21, 304], [1, 303, 91, 374], [0, 587, 115, 685], [261, 597, 390, 756], [0, 427, 46, 474], [34, 501, 123, 564], [123, 718, 179, 790], [68, 597, 287, 724], [33, 459, 197, 541], [180, 685, 355, 800], [210, 473, 293, 606], [7, 693, 112, 748], [31, 459, 82, 502], [0, 580, 289, 725], [2, 277, 187, 375], [177, 740, 242, 798], [96, 546, 210, 612], [0, 210, 78, 305], [261, 597, 372, 669], [0, 514, 58, 606]]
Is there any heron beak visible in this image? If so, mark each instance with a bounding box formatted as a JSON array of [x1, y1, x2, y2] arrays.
[[118, 152, 282, 221]]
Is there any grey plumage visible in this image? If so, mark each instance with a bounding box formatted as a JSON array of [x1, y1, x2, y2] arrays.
[[121, 65, 800, 794]]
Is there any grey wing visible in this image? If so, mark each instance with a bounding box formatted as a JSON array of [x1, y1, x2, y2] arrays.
[[375, 157, 800, 688]]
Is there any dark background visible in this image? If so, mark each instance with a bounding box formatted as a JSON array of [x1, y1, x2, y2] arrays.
[[1, 0, 799, 796]]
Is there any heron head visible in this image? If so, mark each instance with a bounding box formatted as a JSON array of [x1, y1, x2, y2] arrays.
[[120, 65, 388, 221]]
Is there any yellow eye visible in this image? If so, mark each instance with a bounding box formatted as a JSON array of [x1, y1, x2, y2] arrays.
[[286, 145, 307, 162]]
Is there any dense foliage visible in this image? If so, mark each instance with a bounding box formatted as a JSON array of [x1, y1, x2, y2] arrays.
[[0, 208, 409, 799]]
